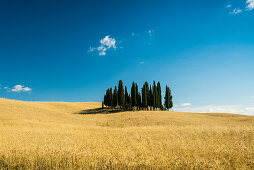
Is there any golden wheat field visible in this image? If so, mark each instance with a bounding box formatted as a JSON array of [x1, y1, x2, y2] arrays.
[[0, 98, 253, 169]]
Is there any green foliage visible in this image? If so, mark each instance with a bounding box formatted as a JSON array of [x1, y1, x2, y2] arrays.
[[152, 81, 157, 108], [164, 85, 169, 109], [137, 92, 142, 109], [168, 87, 173, 109], [164, 85, 173, 109], [142, 84, 147, 108], [125, 86, 128, 105], [104, 88, 113, 107], [131, 82, 137, 107], [118, 80, 125, 107], [103, 80, 173, 111], [124, 91, 132, 111], [113, 86, 118, 107], [149, 85, 153, 107], [157, 82, 162, 108], [142, 82, 149, 108], [125, 86, 132, 109], [128, 94, 132, 106], [135, 83, 139, 107]]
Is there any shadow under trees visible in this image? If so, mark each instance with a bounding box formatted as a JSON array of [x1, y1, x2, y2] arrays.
[[75, 107, 127, 115]]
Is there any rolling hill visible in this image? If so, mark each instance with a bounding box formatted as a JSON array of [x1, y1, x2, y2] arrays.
[[0, 98, 253, 169]]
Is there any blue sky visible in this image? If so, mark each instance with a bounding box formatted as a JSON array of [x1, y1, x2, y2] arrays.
[[0, 0, 254, 115]]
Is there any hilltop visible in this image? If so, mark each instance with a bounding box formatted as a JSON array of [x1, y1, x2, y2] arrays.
[[0, 98, 253, 169]]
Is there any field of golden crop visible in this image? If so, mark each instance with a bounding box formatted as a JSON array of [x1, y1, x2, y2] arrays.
[[0, 98, 254, 169]]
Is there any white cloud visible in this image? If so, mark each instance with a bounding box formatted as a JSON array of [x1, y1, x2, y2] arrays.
[[230, 8, 242, 15], [245, 107, 254, 113], [89, 35, 116, 56], [246, 0, 254, 10], [226, 4, 232, 8], [88, 46, 95, 52], [4, 87, 10, 91], [11, 85, 32, 93], [139, 61, 145, 64], [147, 29, 154, 37], [174, 105, 254, 116], [180, 103, 191, 107], [99, 36, 116, 49]]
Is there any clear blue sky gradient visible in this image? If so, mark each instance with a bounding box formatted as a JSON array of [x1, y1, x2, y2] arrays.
[[0, 0, 253, 113]]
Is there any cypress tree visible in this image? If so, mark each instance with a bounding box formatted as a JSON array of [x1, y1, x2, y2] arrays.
[[103, 93, 107, 106], [149, 85, 153, 107], [118, 80, 125, 107], [104, 89, 108, 106], [131, 82, 137, 107], [168, 86, 173, 109], [113, 86, 118, 107], [124, 86, 132, 110], [141, 84, 146, 108], [145, 82, 149, 108], [135, 83, 139, 107], [128, 94, 132, 106], [147, 84, 151, 107], [125, 86, 129, 105], [142, 82, 149, 108], [157, 82, 162, 109], [164, 85, 173, 109], [152, 81, 157, 109], [164, 85, 168, 109], [137, 92, 142, 109], [104, 88, 113, 107], [108, 87, 113, 107]]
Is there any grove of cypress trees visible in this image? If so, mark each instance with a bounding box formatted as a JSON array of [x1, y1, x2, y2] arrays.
[[118, 80, 125, 108], [103, 80, 173, 111], [113, 86, 118, 107]]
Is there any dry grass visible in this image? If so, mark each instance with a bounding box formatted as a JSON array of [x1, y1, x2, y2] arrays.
[[0, 98, 254, 169]]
